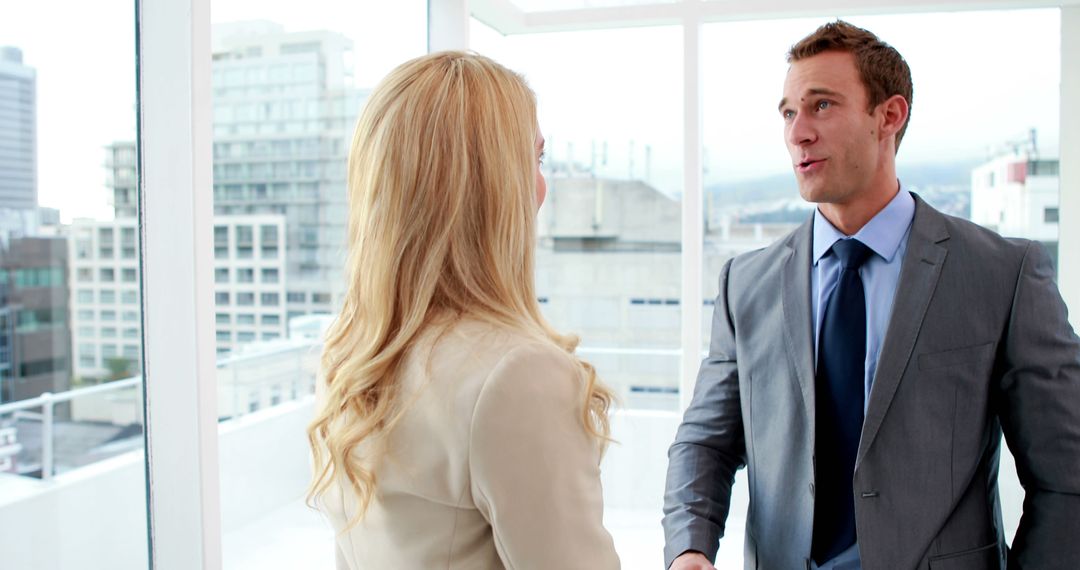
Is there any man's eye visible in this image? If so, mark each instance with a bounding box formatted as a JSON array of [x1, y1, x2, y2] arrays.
[[782, 110, 794, 120], [817, 100, 831, 111]]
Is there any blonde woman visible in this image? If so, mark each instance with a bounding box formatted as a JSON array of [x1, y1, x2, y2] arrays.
[[307, 51, 621, 569]]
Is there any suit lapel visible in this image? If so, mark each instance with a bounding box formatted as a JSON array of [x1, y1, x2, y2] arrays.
[[856, 196, 950, 467], [781, 216, 817, 426]]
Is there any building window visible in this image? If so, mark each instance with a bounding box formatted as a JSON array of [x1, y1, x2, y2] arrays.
[[77, 268, 94, 282], [214, 225, 229, 259], [122, 290, 138, 304], [102, 345, 118, 358], [100, 290, 116, 304], [217, 331, 231, 342], [1045, 207, 1060, 223], [261, 314, 280, 326], [260, 292, 280, 306], [286, 292, 306, 303], [78, 309, 95, 321], [78, 326, 95, 338], [101, 310, 116, 321], [262, 332, 280, 341], [100, 268, 115, 282], [237, 268, 255, 283], [122, 268, 137, 282], [102, 327, 118, 339], [123, 328, 139, 339], [237, 331, 256, 343], [237, 314, 256, 325], [216, 313, 231, 325], [215, 268, 229, 283], [237, 292, 255, 306], [216, 292, 230, 305], [122, 311, 138, 322], [261, 268, 279, 283], [122, 345, 140, 359], [312, 292, 331, 304]]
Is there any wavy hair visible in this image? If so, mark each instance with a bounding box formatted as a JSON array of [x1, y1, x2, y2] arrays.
[[307, 51, 614, 525]]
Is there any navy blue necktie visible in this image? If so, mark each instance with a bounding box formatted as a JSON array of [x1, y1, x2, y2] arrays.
[[812, 238, 873, 565]]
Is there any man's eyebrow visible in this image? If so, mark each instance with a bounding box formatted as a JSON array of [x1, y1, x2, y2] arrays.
[[779, 88, 845, 112]]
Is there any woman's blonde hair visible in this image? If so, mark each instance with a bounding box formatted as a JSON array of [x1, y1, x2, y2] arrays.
[[307, 51, 614, 523]]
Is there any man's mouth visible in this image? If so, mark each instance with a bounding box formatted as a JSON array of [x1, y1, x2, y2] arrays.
[[796, 158, 826, 172]]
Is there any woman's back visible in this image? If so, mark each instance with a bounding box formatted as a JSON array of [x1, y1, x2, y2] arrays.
[[319, 318, 620, 569]]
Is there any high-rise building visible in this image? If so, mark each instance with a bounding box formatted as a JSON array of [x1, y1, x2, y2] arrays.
[[0, 47, 39, 243], [210, 22, 367, 323], [105, 141, 137, 218], [971, 132, 1059, 263], [0, 237, 72, 404]]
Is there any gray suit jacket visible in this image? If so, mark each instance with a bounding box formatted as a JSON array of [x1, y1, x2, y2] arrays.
[[662, 195, 1080, 569]]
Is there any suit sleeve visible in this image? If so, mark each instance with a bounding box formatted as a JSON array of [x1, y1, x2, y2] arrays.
[[662, 258, 747, 568], [469, 342, 620, 570], [998, 242, 1080, 569]]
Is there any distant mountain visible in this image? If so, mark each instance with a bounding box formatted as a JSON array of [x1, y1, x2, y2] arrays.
[[706, 159, 980, 206]]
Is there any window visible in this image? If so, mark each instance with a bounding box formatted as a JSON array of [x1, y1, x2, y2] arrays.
[[77, 289, 94, 303], [237, 331, 256, 343], [262, 332, 280, 341], [215, 268, 230, 283], [216, 292, 231, 305], [78, 268, 94, 282], [286, 292, 306, 303], [237, 268, 255, 283], [78, 309, 95, 321], [237, 314, 256, 326], [100, 290, 117, 304], [122, 311, 139, 322], [217, 331, 231, 342], [1046, 207, 1060, 223], [216, 313, 231, 325], [102, 327, 118, 339], [100, 310, 117, 322], [237, 292, 255, 306], [260, 292, 280, 306], [123, 328, 139, 339], [78, 326, 95, 337], [122, 290, 138, 304], [102, 344, 118, 358], [122, 268, 137, 282], [261, 268, 279, 283], [100, 268, 115, 282], [312, 292, 331, 304], [261, 314, 280, 326]]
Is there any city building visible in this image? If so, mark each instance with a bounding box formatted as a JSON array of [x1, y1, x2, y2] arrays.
[[105, 141, 137, 218], [212, 215, 288, 355], [210, 21, 367, 322], [971, 131, 1059, 262], [0, 46, 39, 244], [0, 237, 72, 403]]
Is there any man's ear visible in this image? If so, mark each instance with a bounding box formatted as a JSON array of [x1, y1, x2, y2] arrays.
[[877, 94, 909, 142]]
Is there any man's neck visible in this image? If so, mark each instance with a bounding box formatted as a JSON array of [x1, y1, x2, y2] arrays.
[[818, 180, 900, 236]]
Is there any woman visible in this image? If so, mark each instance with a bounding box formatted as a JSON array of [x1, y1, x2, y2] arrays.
[[307, 51, 621, 569]]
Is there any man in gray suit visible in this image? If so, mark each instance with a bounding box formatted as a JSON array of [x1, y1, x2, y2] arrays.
[[663, 20, 1080, 570]]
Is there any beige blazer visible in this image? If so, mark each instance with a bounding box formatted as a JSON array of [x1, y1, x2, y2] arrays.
[[317, 318, 620, 569]]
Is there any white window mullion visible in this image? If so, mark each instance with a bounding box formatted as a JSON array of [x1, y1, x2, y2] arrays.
[[1060, 5, 1080, 327], [429, 0, 470, 52], [139, 0, 221, 567], [680, 11, 704, 411]]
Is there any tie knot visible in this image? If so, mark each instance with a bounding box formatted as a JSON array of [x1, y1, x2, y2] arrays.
[[831, 239, 873, 270]]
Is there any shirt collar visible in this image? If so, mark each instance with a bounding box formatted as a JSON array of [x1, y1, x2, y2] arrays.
[[812, 186, 915, 266]]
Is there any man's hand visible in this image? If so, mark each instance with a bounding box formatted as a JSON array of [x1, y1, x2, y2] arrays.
[[670, 551, 717, 570]]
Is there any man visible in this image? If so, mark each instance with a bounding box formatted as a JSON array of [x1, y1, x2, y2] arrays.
[[662, 20, 1080, 570]]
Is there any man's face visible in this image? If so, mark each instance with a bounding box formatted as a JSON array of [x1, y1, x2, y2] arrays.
[[780, 51, 881, 206]]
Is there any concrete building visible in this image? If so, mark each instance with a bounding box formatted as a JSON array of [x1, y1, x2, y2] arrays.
[[210, 22, 367, 322], [536, 173, 797, 408], [0, 47, 40, 244], [971, 134, 1059, 262], [69, 214, 288, 377], [105, 141, 137, 218], [0, 237, 72, 403]]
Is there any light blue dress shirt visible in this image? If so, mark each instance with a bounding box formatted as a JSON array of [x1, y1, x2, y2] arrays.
[[809, 188, 915, 570]]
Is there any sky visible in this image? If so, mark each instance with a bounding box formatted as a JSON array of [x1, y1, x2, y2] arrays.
[[0, 2, 1062, 221]]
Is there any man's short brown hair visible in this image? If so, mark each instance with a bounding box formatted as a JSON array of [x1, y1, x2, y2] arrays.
[[788, 20, 913, 151]]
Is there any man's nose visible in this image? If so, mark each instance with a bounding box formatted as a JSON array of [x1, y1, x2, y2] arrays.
[[787, 113, 817, 148]]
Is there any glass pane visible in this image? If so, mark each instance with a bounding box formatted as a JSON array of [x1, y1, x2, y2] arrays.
[[702, 10, 1060, 567], [207, 2, 428, 568], [471, 19, 683, 569], [0, 0, 147, 567]]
